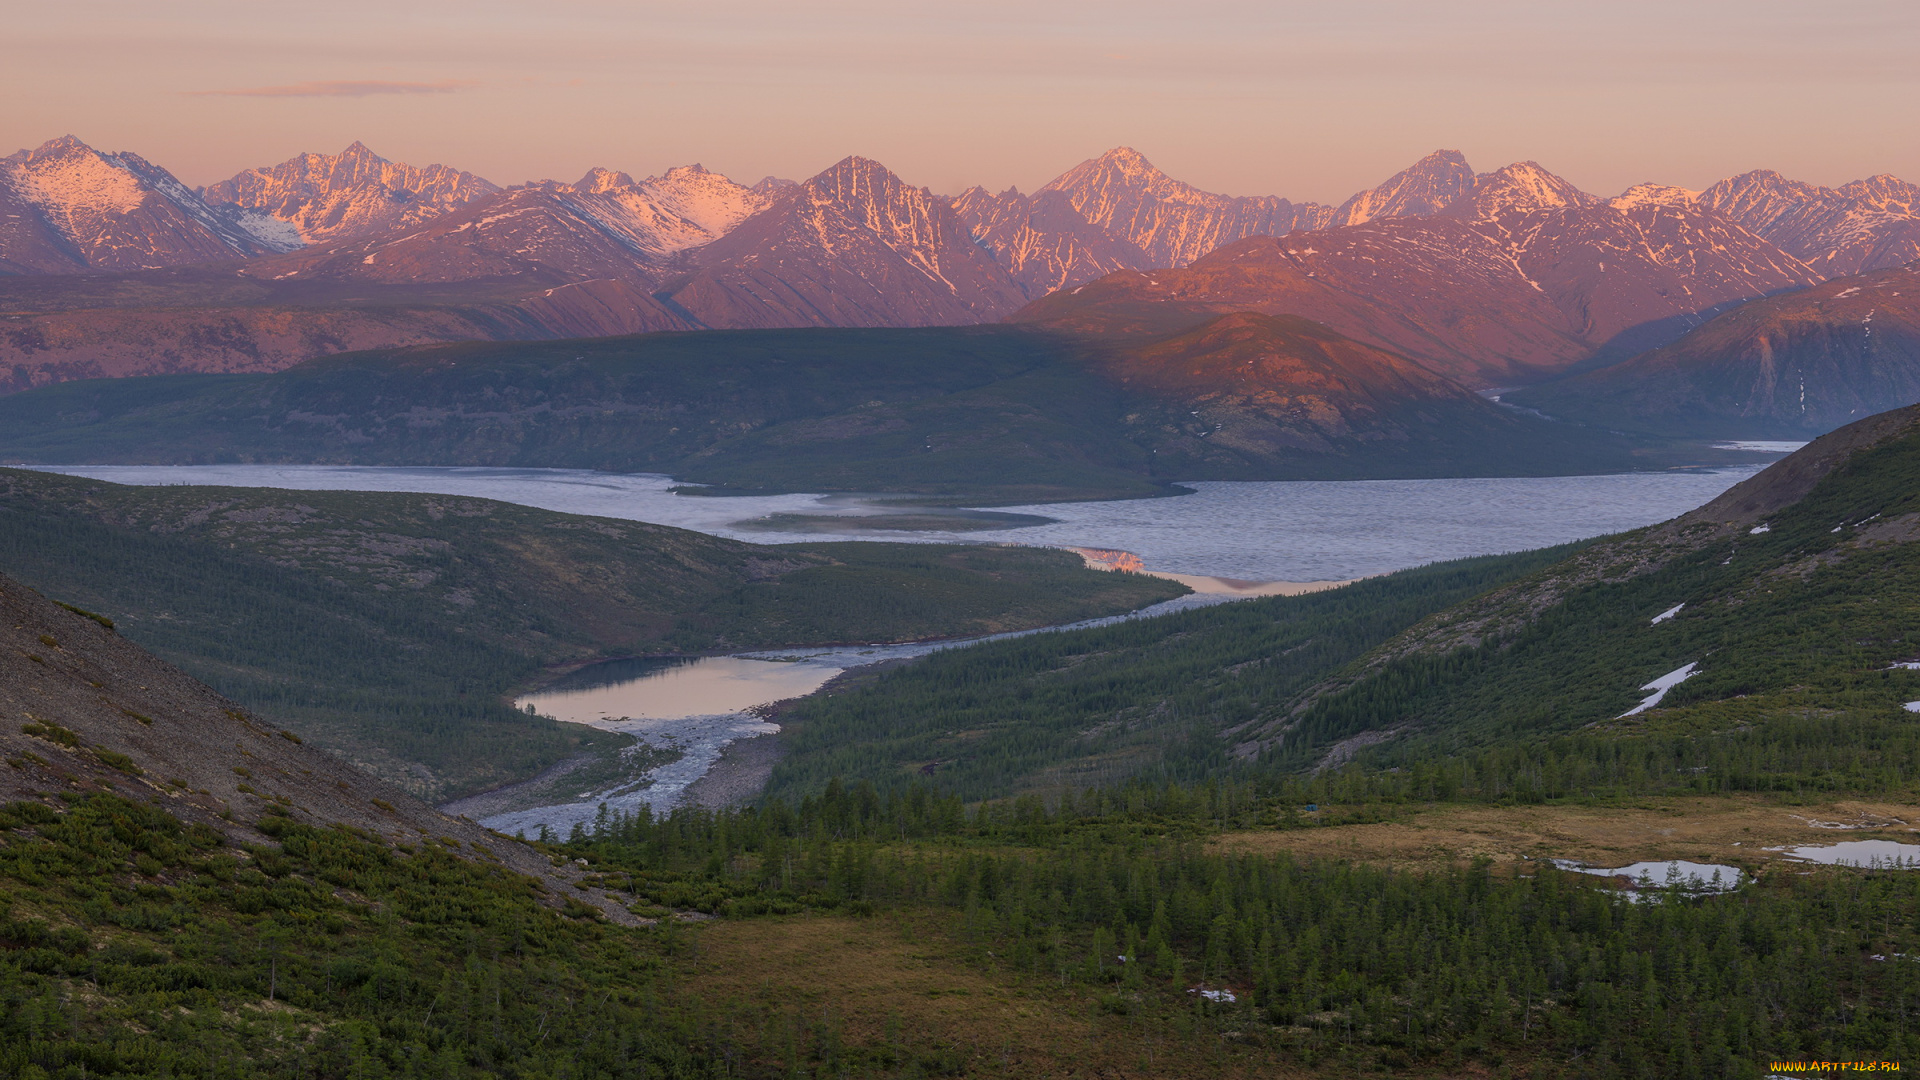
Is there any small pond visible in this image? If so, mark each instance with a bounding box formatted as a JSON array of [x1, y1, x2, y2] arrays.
[[1553, 859, 1745, 898], [1772, 840, 1920, 867]]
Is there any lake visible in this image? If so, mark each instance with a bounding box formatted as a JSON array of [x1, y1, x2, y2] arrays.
[[35, 461, 1785, 831], [37, 463, 1773, 581]]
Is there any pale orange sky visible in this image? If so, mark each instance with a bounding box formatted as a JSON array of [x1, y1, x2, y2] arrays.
[[7, 0, 1917, 201]]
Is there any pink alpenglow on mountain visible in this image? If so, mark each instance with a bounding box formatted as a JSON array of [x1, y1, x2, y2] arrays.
[[201, 141, 499, 245], [241, 164, 766, 288], [1037, 147, 1335, 269], [661, 156, 1028, 328], [0, 136, 298, 273], [950, 185, 1152, 298], [1017, 159, 1822, 385], [1699, 170, 1920, 278], [1331, 150, 1477, 226]]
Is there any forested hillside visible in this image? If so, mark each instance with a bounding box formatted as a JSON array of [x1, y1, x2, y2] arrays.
[[1272, 401, 1920, 793], [0, 469, 1182, 800], [0, 324, 1700, 503], [766, 546, 1584, 802], [760, 404, 1920, 807]]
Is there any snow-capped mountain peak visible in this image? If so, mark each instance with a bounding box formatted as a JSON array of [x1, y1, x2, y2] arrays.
[[1838, 174, 1920, 216], [0, 135, 295, 271], [1700, 168, 1920, 278], [202, 143, 499, 245], [3, 135, 148, 218], [1037, 146, 1333, 267], [574, 167, 639, 194]]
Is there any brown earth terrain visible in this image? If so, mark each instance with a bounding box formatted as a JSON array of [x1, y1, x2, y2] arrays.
[[679, 910, 1305, 1079], [1213, 798, 1920, 875]]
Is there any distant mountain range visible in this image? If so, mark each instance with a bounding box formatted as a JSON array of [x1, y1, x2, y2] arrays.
[[1014, 162, 1823, 386], [2, 133, 1918, 444], [13, 136, 1910, 295]]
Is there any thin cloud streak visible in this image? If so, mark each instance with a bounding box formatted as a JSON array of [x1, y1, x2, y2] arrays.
[[188, 79, 476, 98]]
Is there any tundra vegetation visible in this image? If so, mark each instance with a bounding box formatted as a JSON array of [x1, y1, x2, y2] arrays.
[[10, 397, 1920, 1076]]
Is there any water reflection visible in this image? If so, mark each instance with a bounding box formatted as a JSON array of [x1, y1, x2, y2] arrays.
[[1773, 840, 1920, 867], [526, 656, 837, 722], [34, 464, 1768, 583]]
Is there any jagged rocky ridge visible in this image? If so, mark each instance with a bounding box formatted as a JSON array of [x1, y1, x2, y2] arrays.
[[1, 135, 1915, 401], [1016, 161, 1823, 387], [201, 140, 499, 245]]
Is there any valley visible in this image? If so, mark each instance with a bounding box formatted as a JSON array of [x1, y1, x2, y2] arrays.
[[6, 108, 1920, 1077], [0, 467, 1185, 800], [9, 389, 1920, 1077]]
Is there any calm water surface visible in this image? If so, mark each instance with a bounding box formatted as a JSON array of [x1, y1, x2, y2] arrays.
[[1553, 859, 1745, 896], [1773, 840, 1920, 867], [39, 463, 1769, 581]]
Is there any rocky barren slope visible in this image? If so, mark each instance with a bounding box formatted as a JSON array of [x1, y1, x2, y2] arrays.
[[200, 140, 499, 245], [1017, 162, 1824, 387]]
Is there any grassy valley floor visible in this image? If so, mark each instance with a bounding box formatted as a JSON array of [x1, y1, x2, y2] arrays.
[[1212, 795, 1920, 874], [675, 909, 1305, 1079]]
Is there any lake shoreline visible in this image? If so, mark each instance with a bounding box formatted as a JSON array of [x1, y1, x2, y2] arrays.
[[26, 463, 1780, 582]]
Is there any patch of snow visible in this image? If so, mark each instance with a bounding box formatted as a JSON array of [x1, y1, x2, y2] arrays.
[[1906, 701, 1920, 713], [1619, 661, 1698, 717], [1749, 524, 1771, 534], [1651, 603, 1684, 624], [1190, 988, 1237, 1003], [229, 208, 306, 251], [1889, 661, 1920, 670]]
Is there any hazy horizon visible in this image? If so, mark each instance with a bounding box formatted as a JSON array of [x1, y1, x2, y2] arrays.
[[8, 0, 1918, 202]]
